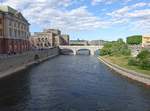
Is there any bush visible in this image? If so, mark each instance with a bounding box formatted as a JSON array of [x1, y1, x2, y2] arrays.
[[128, 50, 150, 70], [128, 57, 138, 66], [137, 50, 150, 60]]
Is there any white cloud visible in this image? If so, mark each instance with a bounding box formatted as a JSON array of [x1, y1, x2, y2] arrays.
[[107, 2, 150, 32], [91, 0, 133, 5], [2, 0, 109, 32], [2, 0, 150, 34]]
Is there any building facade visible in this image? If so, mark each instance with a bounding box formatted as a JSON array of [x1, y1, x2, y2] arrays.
[[30, 29, 69, 49], [142, 35, 150, 48], [61, 34, 70, 45], [0, 6, 30, 54], [29, 32, 55, 49]]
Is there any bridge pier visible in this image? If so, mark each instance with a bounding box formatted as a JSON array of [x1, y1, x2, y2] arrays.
[[91, 50, 94, 55], [73, 50, 76, 55]]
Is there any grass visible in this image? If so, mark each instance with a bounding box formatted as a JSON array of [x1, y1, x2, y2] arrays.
[[101, 55, 150, 75]]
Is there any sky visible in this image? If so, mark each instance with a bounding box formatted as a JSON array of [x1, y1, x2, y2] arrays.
[[1, 0, 150, 41]]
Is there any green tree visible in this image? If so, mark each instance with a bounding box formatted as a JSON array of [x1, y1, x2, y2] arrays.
[[126, 35, 142, 45], [100, 38, 131, 56]]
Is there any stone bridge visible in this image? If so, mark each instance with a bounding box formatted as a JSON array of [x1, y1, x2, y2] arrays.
[[59, 45, 103, 55]]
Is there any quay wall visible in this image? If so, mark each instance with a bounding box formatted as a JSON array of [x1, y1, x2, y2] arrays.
[[98, 57, 150, 86], [0, 47, 60, 78]]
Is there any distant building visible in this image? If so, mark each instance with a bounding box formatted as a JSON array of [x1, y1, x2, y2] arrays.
[[30, 29, 70, 49], [89, 40, 107, 46], [70, 40, 88, 46], [61, 34, 70, 45], [44, 29, 61, 46], [0, 6, 30, 54], [142, 35, 150, 48], [29, 32, 55, 49]]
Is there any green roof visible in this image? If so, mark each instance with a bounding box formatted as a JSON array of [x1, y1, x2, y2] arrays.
[[0, 5, 30, 24], [0, 5, 18, 14]]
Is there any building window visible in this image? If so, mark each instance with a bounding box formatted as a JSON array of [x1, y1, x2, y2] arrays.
[[18, 23, 20, 28], [38, 38, 41, 42], [9, 28, 12, 36], [18, 30, 20, 36], [9, 21, 12, 26], [0, 29, 3, 36], [14, 22, 16, 27], [0, 19, 2, 24], [14, 29, 17, 37]]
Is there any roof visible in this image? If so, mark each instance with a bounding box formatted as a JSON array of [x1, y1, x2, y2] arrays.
[[142, 35, 150, 38], [0, 5, 30, 25], [0, 5, 17, 14]]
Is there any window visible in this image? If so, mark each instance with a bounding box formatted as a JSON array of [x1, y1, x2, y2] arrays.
[[0, 19, 2, 24], [9, 28, 12, 36], [0, 29, 3, 36], [9, 21, 12, 26], [14, 29, 17, 37], [38, 38, 41, 41], [14, 22, 16, 27], [18, 30, 20, 37], [18, 23, 20, 28]]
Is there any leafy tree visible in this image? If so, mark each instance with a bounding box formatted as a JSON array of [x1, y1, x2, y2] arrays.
[[126, 35, 142, 45], [100, 39, 131, 56]]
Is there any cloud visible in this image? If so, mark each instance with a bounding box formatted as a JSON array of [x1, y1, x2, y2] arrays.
[[2, 0, 150, 34], [91, 0, 133, 5], [107, 2, 150, 32], [2, 0, 109, 32]]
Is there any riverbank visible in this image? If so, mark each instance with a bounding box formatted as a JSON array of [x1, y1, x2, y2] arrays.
[[98, 56, 150, 86], [0, 47, 59, 79]]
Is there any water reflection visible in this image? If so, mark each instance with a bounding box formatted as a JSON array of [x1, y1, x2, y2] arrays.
[[0, 56, 149, 111]]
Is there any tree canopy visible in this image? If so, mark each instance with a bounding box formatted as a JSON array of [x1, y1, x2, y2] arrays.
[[126, 35, 142, 45]]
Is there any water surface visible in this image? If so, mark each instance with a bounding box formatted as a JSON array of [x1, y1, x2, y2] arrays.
[[0, 55, 150, 111]]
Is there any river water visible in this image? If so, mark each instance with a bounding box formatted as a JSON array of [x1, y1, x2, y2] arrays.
[[0, 55, 150, 111]]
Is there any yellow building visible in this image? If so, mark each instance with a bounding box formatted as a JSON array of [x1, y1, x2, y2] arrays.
[[142, 35, 150, 47]]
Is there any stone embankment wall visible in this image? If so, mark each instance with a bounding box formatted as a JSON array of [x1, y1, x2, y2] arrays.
[[0, 47, 59, 78], [98, 57, 150, 86]]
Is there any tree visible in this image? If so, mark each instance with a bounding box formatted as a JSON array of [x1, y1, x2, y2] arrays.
[[126, 35, 142, 45], [100, 39, 131, 56]]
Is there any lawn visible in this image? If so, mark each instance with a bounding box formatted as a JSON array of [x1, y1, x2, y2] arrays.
[[101, 55, 150, 75]]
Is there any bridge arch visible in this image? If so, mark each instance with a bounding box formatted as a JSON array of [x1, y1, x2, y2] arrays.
[[76, 49, 91, 55], [60, 48, 74, 55]]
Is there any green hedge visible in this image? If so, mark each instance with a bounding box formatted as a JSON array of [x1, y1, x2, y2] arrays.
[[126, 35, 142, 45]]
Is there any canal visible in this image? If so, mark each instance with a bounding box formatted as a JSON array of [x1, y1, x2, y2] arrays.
[[0, 55, 150, 111]]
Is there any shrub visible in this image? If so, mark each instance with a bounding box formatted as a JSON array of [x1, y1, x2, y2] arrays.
[[128, 57, 138, 66], [128, 50, 150, 70], [137, 50, 150, 60], [139, 59, 150, 70]]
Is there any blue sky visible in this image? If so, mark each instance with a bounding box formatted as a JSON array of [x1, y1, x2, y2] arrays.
[[2, 0, 150, 41]]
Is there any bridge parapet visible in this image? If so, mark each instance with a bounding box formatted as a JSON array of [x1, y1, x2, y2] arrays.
[[59, 45, 103, 55]]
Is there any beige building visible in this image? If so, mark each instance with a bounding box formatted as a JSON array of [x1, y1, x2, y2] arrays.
[[61, 34, 70, 45], [142, 35, 150, 48], [30, 29, 69, 49], [0, 5, 30, 54], [29, 32, 55, 49]]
